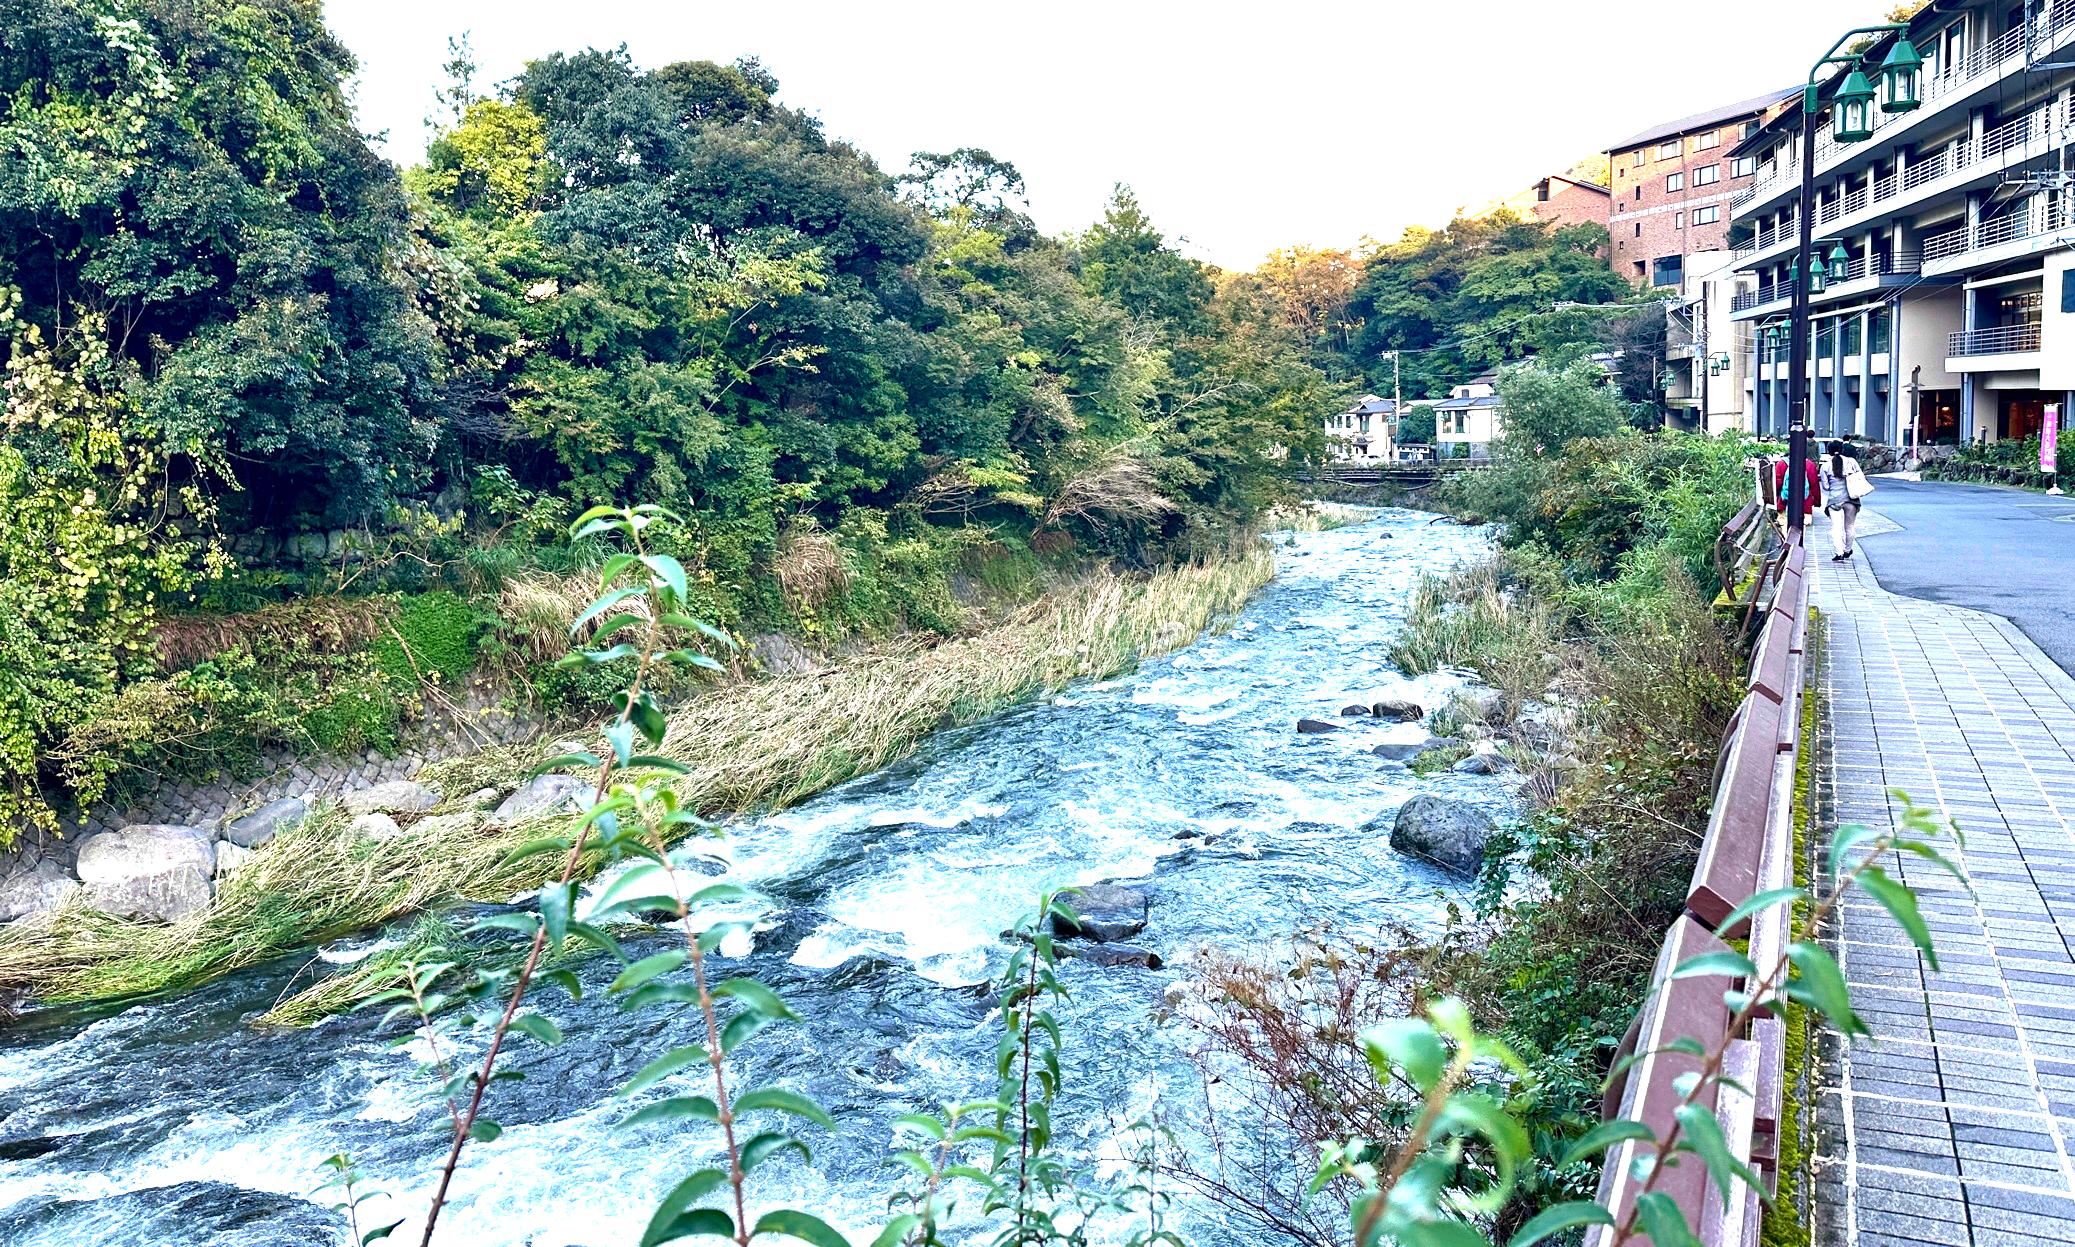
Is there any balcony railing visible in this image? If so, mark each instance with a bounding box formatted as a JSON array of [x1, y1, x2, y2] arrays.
[[1735, 3, 2075, 209], [1727, 249, 1922, 311], [1734, 101, 2060, 261], [1922, 197, 2074, 263], [1948, 323, 2042, 355]]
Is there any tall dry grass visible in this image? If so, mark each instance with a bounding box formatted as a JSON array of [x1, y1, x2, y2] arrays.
[[0, 549, 1274, 1007]]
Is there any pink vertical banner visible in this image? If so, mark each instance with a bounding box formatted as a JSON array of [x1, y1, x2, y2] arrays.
[[2045, 404, 2060, 474]]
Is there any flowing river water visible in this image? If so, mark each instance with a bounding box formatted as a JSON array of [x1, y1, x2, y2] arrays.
[[0, 510, 1510, 1247]]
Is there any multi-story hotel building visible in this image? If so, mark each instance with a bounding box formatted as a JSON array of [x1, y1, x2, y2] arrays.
[[1609, 90, 1798, 290], [1732, 0, 2075, 450]]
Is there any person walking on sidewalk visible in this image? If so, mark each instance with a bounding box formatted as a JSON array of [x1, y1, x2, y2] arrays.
[[1773, 451, 1820, 534], [1820, 439, 1872, 562]]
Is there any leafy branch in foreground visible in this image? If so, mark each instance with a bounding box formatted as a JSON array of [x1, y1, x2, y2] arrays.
[[1316, 790, 1964, 1247]]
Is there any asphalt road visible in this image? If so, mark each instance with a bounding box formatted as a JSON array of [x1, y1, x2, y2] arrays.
[[1853, 478, 2075, 677]]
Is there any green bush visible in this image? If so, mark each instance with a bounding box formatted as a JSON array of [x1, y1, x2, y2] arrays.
[[373, 591, 485, 686], [300, 666, 405, 756], [1922, 435, 2073, 488]]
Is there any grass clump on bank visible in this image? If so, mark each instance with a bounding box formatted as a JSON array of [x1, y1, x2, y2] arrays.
[[0, 549, 1274, 1007]]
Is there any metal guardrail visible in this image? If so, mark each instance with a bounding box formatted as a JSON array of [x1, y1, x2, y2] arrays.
[[1948, 323, 2042, 356], [1594, 504, 1810, 1247]]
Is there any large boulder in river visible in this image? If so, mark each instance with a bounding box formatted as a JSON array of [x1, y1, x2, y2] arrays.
[[0, 859, 81, 923], [1371, 698, 1425, 722], [1388, 797, 1497, 876], [493, 774, 589, 822], [1372, 736, 1445, 762], [342, 780, 438, 817], [221, 797, 307, 849], [75, 824, 214, 922], [1052, 884, 1149, 942], [1070, 943, 1164, 969], [1295, 718, 1342, 735]]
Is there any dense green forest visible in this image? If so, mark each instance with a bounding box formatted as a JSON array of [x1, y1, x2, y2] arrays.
[[0, 0, 1638, 837]]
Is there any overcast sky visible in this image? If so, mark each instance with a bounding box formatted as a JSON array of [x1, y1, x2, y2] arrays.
[[329, 0, 1878, 270]]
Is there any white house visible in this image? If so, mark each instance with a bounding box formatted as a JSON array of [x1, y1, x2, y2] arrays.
[[1324, 395, 1397, 462], [1434, 375, 1503, 459]]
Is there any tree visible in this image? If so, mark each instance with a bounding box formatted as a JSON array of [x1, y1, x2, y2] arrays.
[[1077, 185, 1216, 331], [1400, 404, 1437, 445], [1496, 361, 1627, 454], [1255, 245, 1362, 361]]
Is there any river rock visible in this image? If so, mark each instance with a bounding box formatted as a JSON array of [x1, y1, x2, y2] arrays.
[[465, 787, 502, 808], [1371, 698, 1425, 721], [0, 859, 81, 923], [214, 841, 253, 878], [1451, 747, 1507, 776], [493, 774, 588, 822], [1069, 943, 1164, 969], [1372, 737, 1444, 762], [1052, 884, 1149, 942], [221, 797, 307, 849], [412, 811, 483, 839], [349, 812, 405, 842], [74, 824, 214, 922], [342, 781, 438, 817], [1295, 718, 1342, 735], [1449, 688, 1508, 725], [1388, 797, 1497, 876], [1339, 703, 1370, 717]]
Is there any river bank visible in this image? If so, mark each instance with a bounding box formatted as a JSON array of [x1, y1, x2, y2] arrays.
[[0, 509, 1509, 1247], [0, 548, 1276, 1010]]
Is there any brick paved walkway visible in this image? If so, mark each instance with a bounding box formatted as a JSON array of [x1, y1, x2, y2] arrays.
[[1811, 535, 2075, 1247]]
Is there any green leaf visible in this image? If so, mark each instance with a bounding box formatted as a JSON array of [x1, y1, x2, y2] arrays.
[[530, 752, 602, 775], [1671, 950, 1756, 981], [1506, 1201, 1614, 1247], [752, 1210, 850, 1247], [1439, 1092, 1529, 1213], [642, 1205, 734, 1247], [643, 554, 690, 606], [467, 912, 539, 936], [538, 881, 574, 952], [893, 1112, 948, 1141], [870, 1215, 921, 1247], [1827, 824, 1882, 880], [468, 1118, 502, 1143], [612, 951, 688, 994], [621, 1045, 712, 1097], [630, 695, 669, 747], [542, 969, 583, 1001], [510, 1014, 563, 1047], [1674, 1102, 1764, 1207], [362, 1220, 406, 1245], [1360, 1018, 1447, 1093], [571, 586, 644, 635], [714, 978, 798, 1020], [733, 1086, 836, 1130], [1785, 942, 1866, 1036], [622, 1096, 720, 1128], [605, 721, 636, 767], [739, 1130, 811, 1172], [1634, 1190, 1704, 1247], [721, 1009, 775, 1054], [1557, 1119, 1655, 1168], [1859, 866, 1939, 970], [567, 921, 628, 961]]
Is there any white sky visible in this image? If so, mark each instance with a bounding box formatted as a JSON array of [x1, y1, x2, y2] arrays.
[[329, 0, 1879, 270]]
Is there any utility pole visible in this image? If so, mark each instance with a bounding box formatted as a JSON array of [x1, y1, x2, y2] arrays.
[[1391, 349, 1403, 461]]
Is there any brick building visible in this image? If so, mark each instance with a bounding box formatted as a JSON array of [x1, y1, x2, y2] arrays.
[[1608, 89, 1797, 289], [1480, 173, 1611, 232]]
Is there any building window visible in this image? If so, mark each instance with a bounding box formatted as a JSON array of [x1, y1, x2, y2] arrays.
[[1816, 320, 1836, 357], [1652, 256, 1683, 287], [1692, 205, 1721, 225], [1696, 130, 1721, 150], [1634, 222, 1642, 237], [1744, 120, 1760, 139], [1633, 260, 1646, 277], [1693, 164, 1720, 186], [1666, 172, 1685, 192], [1870, 309, 1892, 353], [1657, 140, 1681, 159], [1842, 316, 1863, 356], [1732, 156, 1757, 177], [1675, 211, 1685, 229]]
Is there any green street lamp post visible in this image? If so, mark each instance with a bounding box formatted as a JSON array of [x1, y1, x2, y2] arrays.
[[1784, 23, 1921, 534]]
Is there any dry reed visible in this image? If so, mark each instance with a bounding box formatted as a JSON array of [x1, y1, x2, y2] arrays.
[[0, 549, 1275, 1008]]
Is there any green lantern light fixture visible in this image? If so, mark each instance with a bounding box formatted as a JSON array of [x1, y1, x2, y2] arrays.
[[1827, 241, 1850, 281], [1880, 36, 1923, 112], [1833, 68, 1877, 142]]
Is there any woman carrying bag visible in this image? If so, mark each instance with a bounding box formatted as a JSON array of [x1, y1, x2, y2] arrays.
[[1819, 439, 1874, 561]]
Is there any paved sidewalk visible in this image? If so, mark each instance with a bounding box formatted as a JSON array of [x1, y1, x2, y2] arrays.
[[1811, 535, 2075, 1247]]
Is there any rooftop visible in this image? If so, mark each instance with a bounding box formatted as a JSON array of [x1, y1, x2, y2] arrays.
[[1609, 86, 1798, 152]]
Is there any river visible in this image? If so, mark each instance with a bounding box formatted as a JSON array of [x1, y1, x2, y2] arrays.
[[0, 509, 1508, 1247]]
